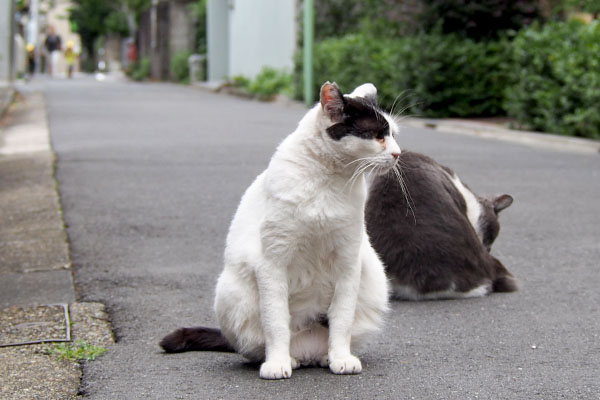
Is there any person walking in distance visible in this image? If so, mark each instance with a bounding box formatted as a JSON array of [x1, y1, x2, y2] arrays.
[[44, 26, 62, 77], [64, 40, 76, 78]]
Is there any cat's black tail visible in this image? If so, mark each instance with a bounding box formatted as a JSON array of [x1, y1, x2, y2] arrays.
[[160, 327, 235, 353], [491, 257, 519, 293]]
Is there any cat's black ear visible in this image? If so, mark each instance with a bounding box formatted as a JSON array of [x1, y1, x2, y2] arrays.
[[320, 82, 344, 122], [493, 194, 513, 214]]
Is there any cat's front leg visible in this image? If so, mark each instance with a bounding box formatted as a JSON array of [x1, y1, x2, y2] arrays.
[[256, 263, 293, 379], [327, 256, 362, 375]]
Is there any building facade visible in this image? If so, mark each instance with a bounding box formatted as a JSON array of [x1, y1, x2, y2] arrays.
[[207, 0, 297, 82]]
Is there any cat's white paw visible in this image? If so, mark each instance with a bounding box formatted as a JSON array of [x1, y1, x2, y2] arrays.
[[329, 354, 362, 375], [259, 359, 293, 380]]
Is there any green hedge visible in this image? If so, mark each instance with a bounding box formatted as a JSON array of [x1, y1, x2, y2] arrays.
[[297, 33, 511, 118], [294, 22, 600, 139], [505, 20, 600, 139]]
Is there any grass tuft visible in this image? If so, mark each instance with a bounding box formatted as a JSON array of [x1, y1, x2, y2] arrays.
[[46, 340, 108, 362]]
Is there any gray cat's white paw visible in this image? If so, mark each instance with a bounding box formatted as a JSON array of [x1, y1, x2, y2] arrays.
[[291, 356, 299, 370], [329, 354, 362, 375], [319, 354, 329, 368], [259, 359, 292, 380]]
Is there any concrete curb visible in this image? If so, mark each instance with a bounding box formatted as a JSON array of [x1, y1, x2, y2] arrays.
[[0, 89, 114, 399], [0, 83, 15, 120], [403, 118, 600, 155]]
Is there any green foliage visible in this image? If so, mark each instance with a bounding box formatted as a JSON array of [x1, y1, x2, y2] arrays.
[[420, 0, 545, 40], [505, 20, 600, 139], [105, 10, 130, 37], [298, 32, 511, 117], [189, 0, 207, 54], [304, 0, 422, 42], [129, 57, 151, 81], [68, 0, 113, 57], [231, 75, 251, 88], [170, 51, 192, 84], [69, 0, 152, 58], [247, 67, 292, 100], [232, 67, 292, 101], [46, 341, 107, 362], [565, 0, 600, 15]]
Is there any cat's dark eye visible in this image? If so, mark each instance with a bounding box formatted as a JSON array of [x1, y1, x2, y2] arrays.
[[372, 132, 385, 143]]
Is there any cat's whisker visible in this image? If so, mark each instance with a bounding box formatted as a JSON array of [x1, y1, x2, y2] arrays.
[[345, 157, 376, 168], [344, 160, 369, 191], [346, 159, 379, 191], [392, 163, 416, 225], [389, 89, 415, 116]]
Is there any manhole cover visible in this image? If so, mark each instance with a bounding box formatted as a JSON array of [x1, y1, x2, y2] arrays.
[[0, 304, 70, 347]]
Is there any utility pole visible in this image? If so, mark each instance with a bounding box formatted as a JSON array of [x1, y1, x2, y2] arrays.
[[1, 0, 16, 82], [303, 0, 314, 107]]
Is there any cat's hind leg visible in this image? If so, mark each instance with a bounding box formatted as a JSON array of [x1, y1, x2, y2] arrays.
[[351, 242, 390, 349], [214, 268, 266, 362]]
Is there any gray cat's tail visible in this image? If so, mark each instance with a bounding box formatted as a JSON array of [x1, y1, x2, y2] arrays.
[[160, 327, 235, 353], [492, 257, 519, 293]]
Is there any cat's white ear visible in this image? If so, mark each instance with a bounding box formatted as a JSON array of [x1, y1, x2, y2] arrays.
[[349, 83, 377, 104], [493, 194, 513, 213], [320, 81, 344, 122]]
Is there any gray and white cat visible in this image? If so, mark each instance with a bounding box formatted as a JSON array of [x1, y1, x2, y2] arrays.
[[161, 82, 400, 379], [366, 151, 517, 301]]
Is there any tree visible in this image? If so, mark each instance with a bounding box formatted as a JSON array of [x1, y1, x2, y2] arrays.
[[69, 0, 113, 62], [69, 0, 151, 69]]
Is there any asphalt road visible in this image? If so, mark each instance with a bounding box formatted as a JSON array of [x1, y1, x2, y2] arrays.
[[46, 77, 599, 399]]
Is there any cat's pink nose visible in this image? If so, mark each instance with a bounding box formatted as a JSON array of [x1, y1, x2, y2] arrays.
[[391, 152, 400, 159]]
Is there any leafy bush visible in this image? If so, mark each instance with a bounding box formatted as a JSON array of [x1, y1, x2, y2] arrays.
[[105, 10, 129, 37], [171, 50, 192, 84], [298, 32, 511, 117], [189, 0, 207, 54], [420, 0, 544, 41], [505, 20, 600, 139], [129, 57, 151, 81], [231, 75, 251, 88], [234, 67, 292, 100], [403, 33, 513, 117]]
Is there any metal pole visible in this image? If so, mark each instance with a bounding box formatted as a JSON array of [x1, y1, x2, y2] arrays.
[[31, 0, 40, 74], [303, 0, 314, 107]]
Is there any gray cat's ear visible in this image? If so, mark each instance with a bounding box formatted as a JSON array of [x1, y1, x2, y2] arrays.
[[493, 194, 513, 213], [320, 81, 344, 122]]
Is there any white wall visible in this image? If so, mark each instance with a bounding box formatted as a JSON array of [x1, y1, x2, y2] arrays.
[[227, 0, 296, 79]]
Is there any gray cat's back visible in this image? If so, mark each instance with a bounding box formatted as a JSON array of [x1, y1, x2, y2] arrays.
[[366, 151, 517, 300]]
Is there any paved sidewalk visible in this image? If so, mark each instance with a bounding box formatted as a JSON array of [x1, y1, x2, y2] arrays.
[[0, 89, 113, 399]]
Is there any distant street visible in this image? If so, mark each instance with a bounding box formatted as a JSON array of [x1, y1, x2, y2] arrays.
[[45, 76, 599, 399]]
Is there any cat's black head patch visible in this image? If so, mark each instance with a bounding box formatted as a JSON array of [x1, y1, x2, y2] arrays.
[[320, 82, 389, 142], [326, 96, 390, 141]]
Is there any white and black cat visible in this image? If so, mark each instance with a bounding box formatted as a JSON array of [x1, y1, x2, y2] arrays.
[[161, 82, 400, 379], [365, 151, 517, 301]]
